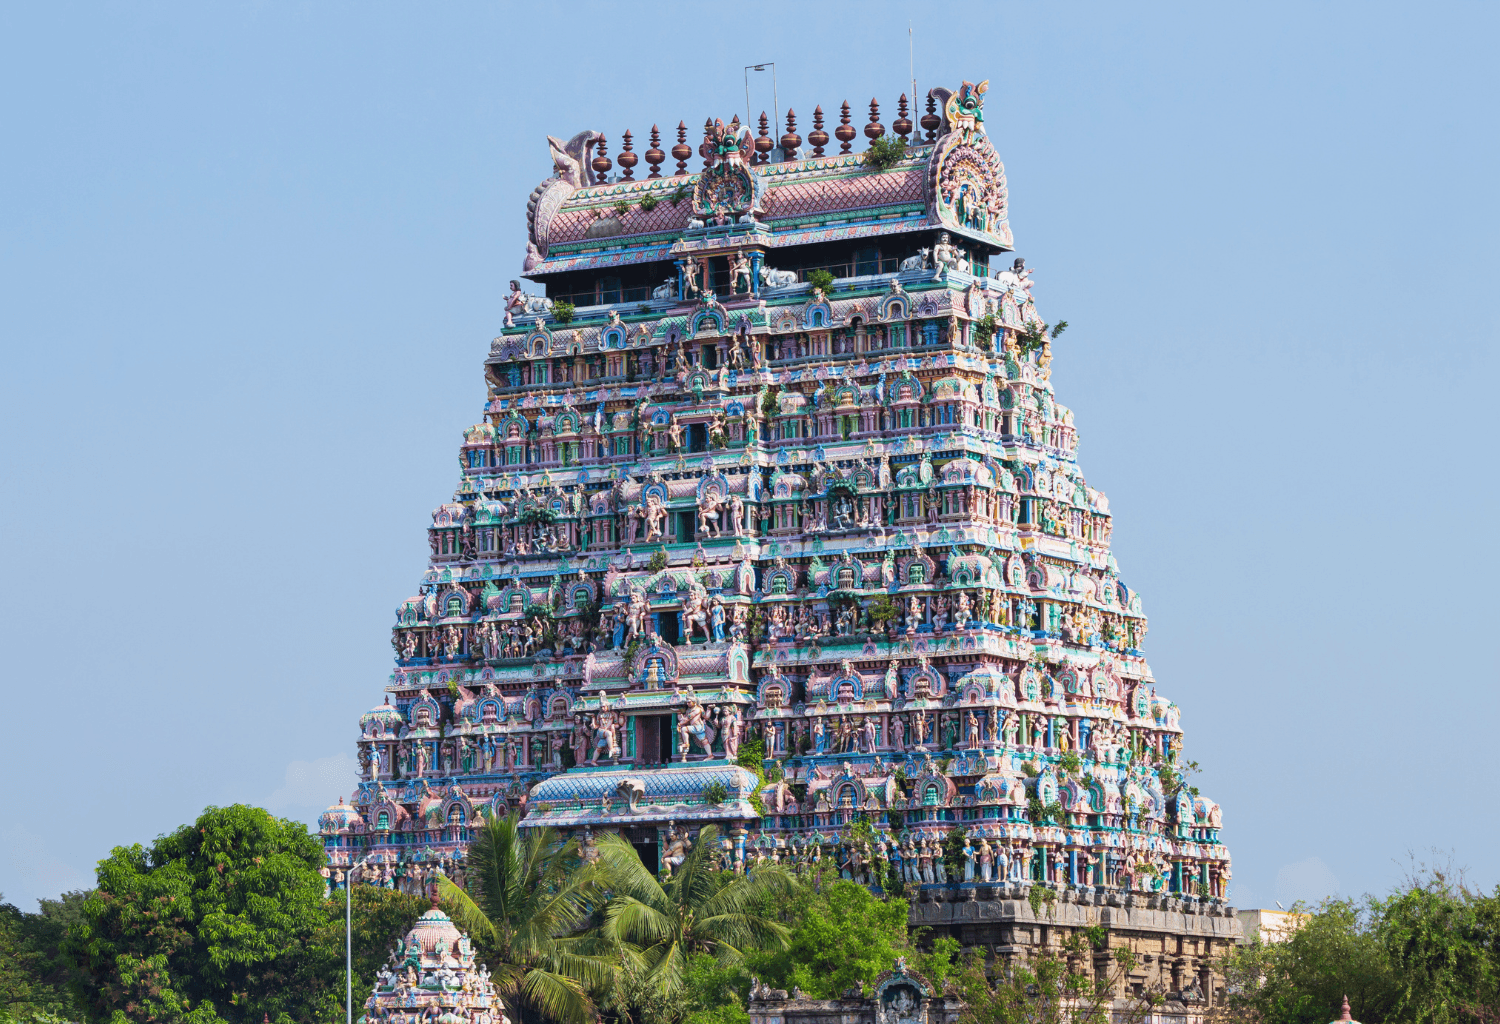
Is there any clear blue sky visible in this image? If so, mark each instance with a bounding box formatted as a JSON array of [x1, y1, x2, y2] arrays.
[[2, 2, 1496, 912]]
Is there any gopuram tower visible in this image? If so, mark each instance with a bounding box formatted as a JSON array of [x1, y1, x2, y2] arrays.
[[322, 84, 1237, 978]]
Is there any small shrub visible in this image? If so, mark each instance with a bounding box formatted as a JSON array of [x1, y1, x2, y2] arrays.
[[670, 183, 691, 207], [806, 269, 835, 293], [703, 781, 728, 805], [864, 135, 907, 171], [648, 549, 669, 572], [613, 198, 632, 216], [553, 300, 576, 325], [639, 193, 659, 212], [971, 313, 998, 350]]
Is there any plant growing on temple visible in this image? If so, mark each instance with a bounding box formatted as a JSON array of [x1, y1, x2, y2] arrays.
[[867, 595, 898, 627], [593, 827, 792, 1000], [614, 199, 632, 216], [1027, 882, 1057, 921], [805, 269, 835, 293], [1058, 751, 1082, 777], [622, 634, 645, 681], [649, 549, 669, 573], [941, 828, 968, 883], [63, 804, 343, 1024], [438, 813, 615, 1024], [670, 183, 691, 207], [1156, 758, 1201, 799], [971, 313, 998, 351], [1016, 318, 1068, 357], [520, 506, 558, 526], [702, 781, 728, 806], [553, 301, 576, 325], [639, 193, 659, 212], [863, 135, 907, 171], [736, 739, 766, 816]]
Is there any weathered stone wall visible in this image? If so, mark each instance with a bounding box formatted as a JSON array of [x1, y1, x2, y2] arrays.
[[909, 890, 1241, 1004]]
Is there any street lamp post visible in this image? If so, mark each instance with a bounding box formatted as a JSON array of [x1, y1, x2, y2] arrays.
[[344, 857, 369, 1024]]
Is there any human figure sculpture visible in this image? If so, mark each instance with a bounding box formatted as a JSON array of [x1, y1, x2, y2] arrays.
[[698, 492, 722, 538], [954, 591, 972, 630], [644, 501, 667, 543], [709, 597, 726, 642], [962, 838, 976, 882], [931, 231, 969, 275], [912, 711, 929, 750], [625, 590, 648, 643], [812, 718, 826, 754], [966, 711, 981, 749], [667, 414, 684, 452], [718, 705, 742, 759], [730, 252, 753, 294], [661, 827, 691, 876], [683, 585, 711, 643], [906, 596, 924, 634], [978, 839, 994, 882], [728, 493, 745, 537], [676, 695, 716, 757], [889, 712, 905, 752], [931, 595, 949, 634]]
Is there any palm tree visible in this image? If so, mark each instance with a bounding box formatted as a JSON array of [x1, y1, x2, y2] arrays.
[[594, 824, 793, 998], [438, 812, 614, 1024]]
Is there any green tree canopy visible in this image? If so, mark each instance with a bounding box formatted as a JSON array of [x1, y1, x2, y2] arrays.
[[1220, 873, 1500, 1024], [743, 880, 908, 999], [64, 804, 338, 1024], [1, 890, 90, 1021]]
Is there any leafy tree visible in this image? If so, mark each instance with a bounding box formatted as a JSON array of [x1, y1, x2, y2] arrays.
[[600, 951, 750, 1024], [1, 890, 89, 1020], [744, 880, 906, 998], [437, 813, 614, 1024], [64, 804, 337, 1024], [596, 826, 791, 999], [1218, 874, 1500, 1024]]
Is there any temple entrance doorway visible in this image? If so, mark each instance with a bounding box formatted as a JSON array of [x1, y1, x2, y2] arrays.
[[634, 714, 672, 765]]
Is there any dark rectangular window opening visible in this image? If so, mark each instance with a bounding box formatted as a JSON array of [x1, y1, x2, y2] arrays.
[[657, 611, 681, 646]]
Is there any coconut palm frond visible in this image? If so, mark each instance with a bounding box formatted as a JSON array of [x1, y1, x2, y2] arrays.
[[604, 895, 676, 947], [438, 874, 502, 946], [593, 833, 669, 906], [518, 966, 597, 1024], [696, 910, 790, 953]]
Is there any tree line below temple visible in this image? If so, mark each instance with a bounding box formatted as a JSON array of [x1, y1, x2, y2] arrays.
[[3, 804, 1497, 1024]]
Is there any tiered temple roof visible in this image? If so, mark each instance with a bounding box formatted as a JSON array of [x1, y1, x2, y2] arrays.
[[322, 80, 1233, 918]]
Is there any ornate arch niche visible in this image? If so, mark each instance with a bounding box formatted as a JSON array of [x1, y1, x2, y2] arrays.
[[636, 639, 680, 689]]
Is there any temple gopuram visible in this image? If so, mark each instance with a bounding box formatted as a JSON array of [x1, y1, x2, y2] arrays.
[[324, 79, 1240, 1003]]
